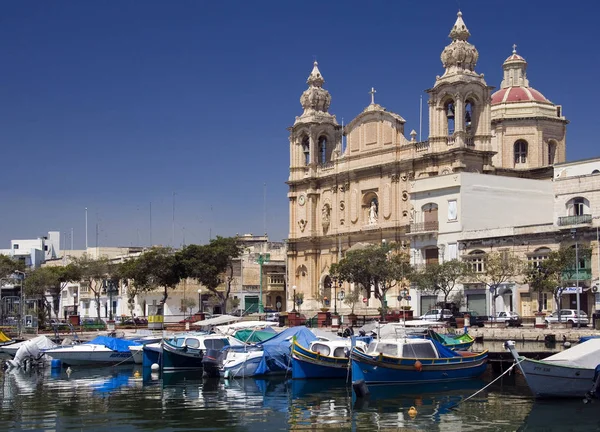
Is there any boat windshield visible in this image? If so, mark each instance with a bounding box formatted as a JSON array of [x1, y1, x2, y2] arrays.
[[401, 342, 437, 359], [311, 343, 331, 356], [367, 342, 398, 356], [204, 338, 228, 350]]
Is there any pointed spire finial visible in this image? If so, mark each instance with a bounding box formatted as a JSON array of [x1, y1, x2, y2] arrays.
[[513, 43, 517, 54], [307, 60, 324, 87], [449, 10, 471, 41], [369, 87, 376, 105]]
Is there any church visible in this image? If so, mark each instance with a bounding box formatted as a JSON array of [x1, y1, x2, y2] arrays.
[[286, 11, 569, 315]]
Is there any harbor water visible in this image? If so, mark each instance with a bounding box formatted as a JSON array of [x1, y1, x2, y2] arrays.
[[1, 363, 599, 431]]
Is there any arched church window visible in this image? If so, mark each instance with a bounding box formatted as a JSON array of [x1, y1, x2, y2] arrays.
[[445, 101, 455, 135], [514, 140, 528, 165], [465, 100, 474, 130], [301, 136, 310, 166], [548, 141, 557, 165], [318, 136, 327, 164]]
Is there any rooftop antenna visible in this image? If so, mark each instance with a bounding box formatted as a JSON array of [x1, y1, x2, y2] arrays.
[[419, 95, 423, 142], [172, 192, 176, 248], [149, 202, 152, 247], [85, 207, 88, 249], [263, 182, 267, 236]]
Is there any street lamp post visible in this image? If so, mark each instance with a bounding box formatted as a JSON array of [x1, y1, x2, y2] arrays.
[[291, 285, 297, 313], [14, 271, 26, 336], [257, 253, 270, 313], [572, 229, 581, 329]]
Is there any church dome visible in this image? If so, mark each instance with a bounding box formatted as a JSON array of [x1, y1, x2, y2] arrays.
[[491, 46, 551, 105], [491, 86, 549, 104]]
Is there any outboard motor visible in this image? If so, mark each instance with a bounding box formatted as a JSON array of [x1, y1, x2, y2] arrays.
[[6, 340, 43, 370], [342, 326, 355, 338], [202, 347, 228, 378]]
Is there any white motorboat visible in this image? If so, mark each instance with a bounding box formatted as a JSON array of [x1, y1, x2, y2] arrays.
[[1, 335, 59, 357], [43, 336, 141, 366], [505, 339, 600, 398]]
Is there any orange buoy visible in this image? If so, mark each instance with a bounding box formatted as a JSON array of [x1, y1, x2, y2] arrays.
[[408, 406, 418, 418], [414, 360, 423, 372]]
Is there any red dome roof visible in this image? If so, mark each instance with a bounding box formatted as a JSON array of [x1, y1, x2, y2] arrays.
[[504, 53, 526, 64], [491, 86, 550, 105]]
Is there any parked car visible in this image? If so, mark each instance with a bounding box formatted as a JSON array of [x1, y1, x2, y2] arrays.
[[449, 311, 488, 328], [494, 311, 522, 327], [545, 309, 589, 326], [419, 309, 453, 321], [265, 312, 280, 323]]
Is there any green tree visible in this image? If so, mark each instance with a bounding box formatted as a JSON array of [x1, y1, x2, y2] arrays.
[[528, 246, 592, 319], [179, 297, 197, 318], [24, 265, 81, 320], [466, 251, 523, 319], [72, 254, 116, 323], [330, 243, 412, 320], [179, 236, 242, 314], [0, 255, 25, 278], [342, 286, 360, 315], [126, 247, 184, 309], [413, 259, 468, 316]]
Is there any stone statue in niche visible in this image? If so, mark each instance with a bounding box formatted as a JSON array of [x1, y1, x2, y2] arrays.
[[322, 204, 331, 230], [368, 200, 378, 225]]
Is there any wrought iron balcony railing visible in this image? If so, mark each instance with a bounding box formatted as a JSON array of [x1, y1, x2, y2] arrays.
[[557, 214, 592, 226]]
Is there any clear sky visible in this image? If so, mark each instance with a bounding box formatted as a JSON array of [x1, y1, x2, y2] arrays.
[[0, 1, 597, 249]]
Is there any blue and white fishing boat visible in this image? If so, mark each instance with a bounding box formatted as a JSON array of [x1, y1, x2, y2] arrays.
[[291, 338, 369, 380], [351, 337, 488, 387], [161, 333, 244, 372], [221, 326, 316, 378]]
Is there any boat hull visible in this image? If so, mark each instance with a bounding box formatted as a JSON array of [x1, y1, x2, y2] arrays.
[[519, 357, 596, 398], [351, 349, 488, 385], [221, 352, 262, 378], [161, 341, 203, 372], [43, 346, 135, 366], [142, 343, 162, 368], [291, 342, 350, 380]]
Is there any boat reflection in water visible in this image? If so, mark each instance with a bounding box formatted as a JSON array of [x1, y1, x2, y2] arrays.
[[518, 400, 600, 431]]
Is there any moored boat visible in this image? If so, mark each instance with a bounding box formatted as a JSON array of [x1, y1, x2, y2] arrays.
[[43, 336, 141, 366], [351, 337, 488, 387], [425, 330, 474, 351], [161, 333, 243, 372], [291, 338, 369, 380], [505, 339, 600, 398]]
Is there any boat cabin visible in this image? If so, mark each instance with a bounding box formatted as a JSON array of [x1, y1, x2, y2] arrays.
[[170, 335, 230, 351], [365, 338, 439, 359], [309, 339, 367, 358]]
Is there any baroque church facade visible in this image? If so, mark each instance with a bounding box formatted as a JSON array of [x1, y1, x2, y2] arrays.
[[286, 12, 568, 313]]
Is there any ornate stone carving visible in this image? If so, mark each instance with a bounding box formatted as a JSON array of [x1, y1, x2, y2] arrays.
[[390, 173, 400, 183], [440, 12, 479, 73], [298, 219, 307, 232], [338, 183, 350, 192]]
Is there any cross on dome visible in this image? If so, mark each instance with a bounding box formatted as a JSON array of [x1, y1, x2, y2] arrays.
[[369, 87, 376, 104], [513, 44, 517, 54]]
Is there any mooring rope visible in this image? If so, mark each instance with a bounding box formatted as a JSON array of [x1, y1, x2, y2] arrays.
[[449, 358, 524, 410]]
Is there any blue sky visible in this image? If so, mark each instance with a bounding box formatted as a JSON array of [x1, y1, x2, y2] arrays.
[[0, 1, 597, 249]]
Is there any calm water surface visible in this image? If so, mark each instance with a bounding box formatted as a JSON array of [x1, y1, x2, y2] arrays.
[[1, 345, 599, 431]]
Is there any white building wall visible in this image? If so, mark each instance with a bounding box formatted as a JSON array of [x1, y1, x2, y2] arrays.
[[555, 158, 600, 179], [460, 173, 553, 230]]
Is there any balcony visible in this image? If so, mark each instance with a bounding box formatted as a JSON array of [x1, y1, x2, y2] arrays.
[[409, 221, 439, 233], [557, 214, 592, 226], [562, 268, 592, 281]]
